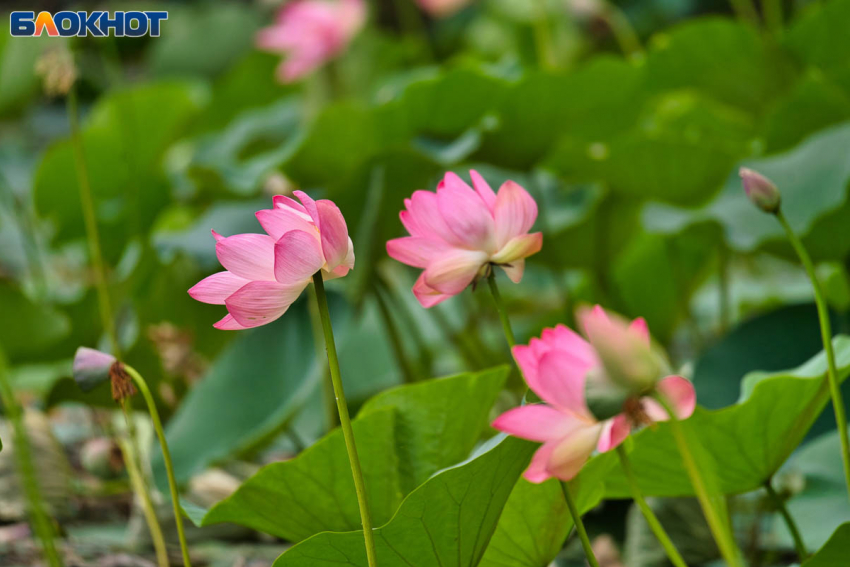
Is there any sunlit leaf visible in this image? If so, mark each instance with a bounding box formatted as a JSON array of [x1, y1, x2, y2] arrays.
[[273, 436, 535, 567]]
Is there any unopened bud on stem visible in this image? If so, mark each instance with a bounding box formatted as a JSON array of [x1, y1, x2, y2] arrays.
[[740, 167, 781, 214]]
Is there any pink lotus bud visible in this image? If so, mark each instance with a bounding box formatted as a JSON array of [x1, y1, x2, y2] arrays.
[[73, 347, 117, 392], [386, 171, 543, 308], [578, 306, 661, 393], [416, 0, 472, 18], [491, 309, 696, 483], [739, 167, 781, 214], [188, 193, 354, 330], [256, 0, 366, 83]]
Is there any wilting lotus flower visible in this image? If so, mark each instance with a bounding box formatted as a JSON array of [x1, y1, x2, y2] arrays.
[[416, 0, 472, 18], [492, 307, 695, 482], [189, 192, 354, 330], [256, 0, 366, 83], [386, 171, 542, 308], [73, 347, 117, 392]]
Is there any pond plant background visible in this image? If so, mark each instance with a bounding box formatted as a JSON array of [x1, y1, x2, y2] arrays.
[[1, 0, 850, 566]]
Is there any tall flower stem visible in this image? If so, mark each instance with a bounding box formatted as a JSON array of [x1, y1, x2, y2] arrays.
[[531, 0, 556, 69], [487, 271, 600, 567], [312, 272, 378, 567], [763, 0, 783, 34], [0, 352, 63, 567], [616, 446, 688, 567], [561, 482, 601, 567], [728, 0, 760, 26], [487, 270, 517, 348], [67, 88, 118, 357], [600, 1, 643, 58], [764, 479, 807, 560], [68, 85, 170, 561], [373, 283, 418, 383], [308, 286, 340, 430], [718, 244, 731, 333], [124, 365, 192, 567], [654, 395, 743, 567], [776, 210, 850, 500], [115, 405, 170, 567]]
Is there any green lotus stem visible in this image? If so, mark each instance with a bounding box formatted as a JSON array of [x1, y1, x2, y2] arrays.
[[67, 87, 119, 358], [600, 1, 643, 57], [718, 245, 731, 333], [123, 365, 192, 567], [373, 283, 418, 383], [762, 0, 783, 34], [531, 0, 556, 69], [69, 83, 171, 561], [308, 286, 340, 429], [375, 275, 434, 373], [764, 479, 807, 560], [776, 211, 850, 501], [487, 270, 517, 349], [116, 403, 170, 567], [429, 305, 488, 368], [391, 0, 436, 61], [487, 272, 601, 567], [616, 446, 689, 567], [728, 0, 760, 25], [561, 482, 601, 567], [0, 353, 63, 567], [654, 394, 744, 567], [312, 272, 378, 567]]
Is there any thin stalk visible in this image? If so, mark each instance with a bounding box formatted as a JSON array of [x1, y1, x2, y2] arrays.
[[69, 83, 170, 557], [124, 365, 192, 567], [116, 405, 169, 567], [762, 0, 783, 34], [531, 0, 556, 69], [0, 356, 63, 567], [654, 394, 744, 567], [763, 480, 807, 560], [776, 211, 850, 500], [308, 286, 339, 429], [728, 0, 761, 25], [391, 0, 436, 61], [429, 304, 488, 368], [312, 272, 378, 567], [487, 270, 517, 349], [373, 284, 418, 383], [601, 1, 643, 57], [561, 482, 601, 567], [67, 88, 118, 357], [375, 275, 433, 373], [616, 446, 689, 567], [718, 244, 731, 333]]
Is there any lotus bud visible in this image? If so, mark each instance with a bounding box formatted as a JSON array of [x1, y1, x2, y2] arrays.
[[580, 307, 661, 393], [73, 347, 116, 392], [739, 167, 781, 214], [72, 347, 136, 401]]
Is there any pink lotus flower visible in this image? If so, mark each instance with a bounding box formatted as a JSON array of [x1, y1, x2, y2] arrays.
[[386, 171, 543, 308], [256, 0, 366, 83], [492, 306, 696, 483], [416, 0, 472, 18], [189, 192, 354, 330]]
